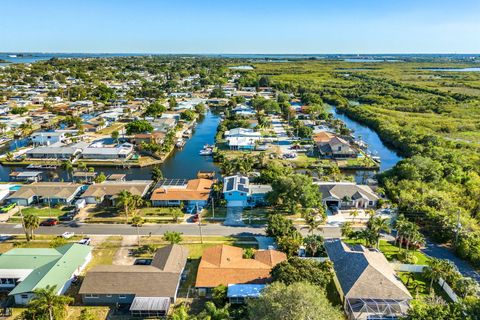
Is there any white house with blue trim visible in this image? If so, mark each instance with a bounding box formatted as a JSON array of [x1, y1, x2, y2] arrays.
[[223, 175, 272, 207]]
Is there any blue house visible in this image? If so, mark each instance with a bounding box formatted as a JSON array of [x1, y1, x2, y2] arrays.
[[223, 175, 272, 208]]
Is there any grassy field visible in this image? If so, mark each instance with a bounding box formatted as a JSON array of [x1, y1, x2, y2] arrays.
[[8, 306, 110, 320], [344, 239, 430, 265]]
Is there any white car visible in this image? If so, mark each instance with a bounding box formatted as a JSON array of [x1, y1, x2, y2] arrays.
[[78, 237, 91, 245], [61, 232, 75, 239]]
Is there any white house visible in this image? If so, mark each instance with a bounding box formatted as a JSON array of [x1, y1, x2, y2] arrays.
[[30, 131, 66, 146], [316, 182, 379, 209]]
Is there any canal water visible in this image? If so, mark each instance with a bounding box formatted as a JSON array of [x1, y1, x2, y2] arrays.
[[0, 110, 221, 182], [327, 105, 403, 172]]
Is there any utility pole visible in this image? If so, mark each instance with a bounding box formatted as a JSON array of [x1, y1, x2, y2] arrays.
[[211, 197, 215, 220], [197, 203, 203, 244], [454, 210, 461, 247]]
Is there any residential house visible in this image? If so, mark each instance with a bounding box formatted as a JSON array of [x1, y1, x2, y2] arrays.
[[131, 132, 165, 146], [225, 128, 262, 150], [80, 245, 188, 317], [223, 175, 272, 207], [0, 244, 92, 305], [30, 131, 67, 146], [195, 245, 286, 293], [313, 131, 357, 158], [25, 142, 87, 160], [82, 180, 153, 205], [317, 182, 379, 209], [7, 182, 83, 206], [150, 179, 213, 207], [81, 142, 134, 160], [151, 118, 177, 133], [324, 239, 412, 320]]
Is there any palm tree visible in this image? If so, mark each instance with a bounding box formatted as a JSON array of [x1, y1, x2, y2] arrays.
[[5, 152, 13, 162], [23, 214, 39, 241], [151, 166, 163, 182], [131, 215, 144, 246], [302, 212, 323, 234], [303, 234, 324, 257], [0, 123, 7, 134], [26, 285, 73, 320], [61, 160, 74, 181], [367, 216, 390, 248], [455, 277, 479, 298], [163, 231, 183, 244], [341, 222, 354, 239], [393, 215, 408, 248], [424, 258, 445, 292], [130, 194, 144, 215], [349, 209, 359, 224], [198, 301, 230, 320], [116, 190, 132, 224], [171, 304, 190, 320]]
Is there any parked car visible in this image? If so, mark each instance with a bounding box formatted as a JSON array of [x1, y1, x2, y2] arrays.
[[192, 213, 199, 223], [61, 231, 74, 239], [58, 212, 75, 221], [77, 237, 91, 245], [40, 218, 58, 226], [0, 203, 16, 213]]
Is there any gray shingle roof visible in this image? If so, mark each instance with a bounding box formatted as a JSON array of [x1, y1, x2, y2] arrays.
[[324, 239, 411, 300]]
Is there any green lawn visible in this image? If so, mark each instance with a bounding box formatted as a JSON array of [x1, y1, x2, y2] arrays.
[[203, 207, 227, 219], [86, 236, 122, 270], [15, 206, 73, 218], [398, 271, 452, 301], [344, 239, 430, 265]]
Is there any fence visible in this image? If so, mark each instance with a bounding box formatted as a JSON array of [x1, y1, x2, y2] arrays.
[[391, 263, 459, 302], [391, 263, 427, 273]]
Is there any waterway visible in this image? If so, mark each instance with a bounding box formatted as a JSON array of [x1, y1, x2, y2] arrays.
[[0, 110, 221, 182], [327, 105, 403, 181]]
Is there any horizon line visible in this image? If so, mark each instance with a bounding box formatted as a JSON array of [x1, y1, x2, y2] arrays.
[[1, 51, 480, 56]]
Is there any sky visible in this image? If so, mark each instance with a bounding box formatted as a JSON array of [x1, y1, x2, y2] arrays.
[[1, 0, 480, 54]]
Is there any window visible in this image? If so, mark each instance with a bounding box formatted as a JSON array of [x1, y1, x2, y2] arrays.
[[21, 294, 29, 299], [368, 201, 374, 206], [1, 279, 7, 284], [119, 295, 126, 299], [106, 294, 112, 298], [85, 294, 99, 298], [338, 146, 341, 151]]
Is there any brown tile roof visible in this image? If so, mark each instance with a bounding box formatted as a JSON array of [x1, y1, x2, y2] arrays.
[[195, 245, 287, 288], [312, 131, 335, 143], [150, 179, 213, 201], [79, 245, 188, 298]]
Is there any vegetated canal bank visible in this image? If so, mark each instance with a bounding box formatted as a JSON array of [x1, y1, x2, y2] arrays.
[[0, 110, 221, 181]]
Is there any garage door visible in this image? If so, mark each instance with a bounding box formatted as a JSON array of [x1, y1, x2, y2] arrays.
[[227, 200, 245, 207]]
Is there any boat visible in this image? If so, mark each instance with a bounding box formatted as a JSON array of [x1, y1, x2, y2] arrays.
[[8, 55, 17, 58], [26, 164, 58, 170], [199, 149, 213, 156], [371, 156, 381, 163], [199, 145, 214, 156], [175, 139, 186, 148], [182, 129, 192, 138]]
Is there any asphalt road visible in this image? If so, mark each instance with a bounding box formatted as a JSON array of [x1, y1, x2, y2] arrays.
[[422, 241, 480, 283], [0, 222, 346, 238]]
